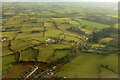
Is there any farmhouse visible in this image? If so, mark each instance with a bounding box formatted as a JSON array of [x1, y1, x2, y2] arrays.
[[2, 37, 8, 42]]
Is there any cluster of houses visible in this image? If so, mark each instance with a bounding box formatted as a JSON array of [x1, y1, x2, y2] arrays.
[[78, 43, 103, 53], [19, 65, 57, 79], [79, 36, 88, 41], [45, 37, 63, 44], [19, 66, 40, 79], [39, 66, 56, 78]]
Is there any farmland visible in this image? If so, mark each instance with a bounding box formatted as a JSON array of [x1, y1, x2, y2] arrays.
[[2, 2, 118, 79]]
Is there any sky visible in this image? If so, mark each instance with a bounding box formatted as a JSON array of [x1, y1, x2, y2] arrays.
[[2, 0, 120, 2]]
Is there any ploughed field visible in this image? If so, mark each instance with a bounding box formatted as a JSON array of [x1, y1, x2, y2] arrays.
[[2, 3, 118, 78]]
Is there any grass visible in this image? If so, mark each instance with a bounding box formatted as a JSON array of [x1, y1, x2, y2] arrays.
[[38, 18, 51, 22], [35, 43, 71, 62], [46, 29, 62, 37], [2, 55, 15, 76], [35, 45, 55, 62], [114, 24, 118, 29], [92, 44, 106, 48], [99, 37, 113, 43], [64, 31, 83, 38], [20, 48, 38, 61], [49, 50, 70, 62], [4, 13, 15, 15], [56, 53, 118, 78], [58, 24, 71, 30], [74, 18, 111, 30], [15, 32, 43, 40], [100, 68, 117, 78], [2, 31, 18, 40], [44, 22, 57, 30], [107, 15, 119, 18], [2, 41, 14, 56], [80, 28, 94, 34], [11, 40, 40, 52], [64, 35, 80, 42], [69, 20, 79, 26], [52, 18, 70, 23]]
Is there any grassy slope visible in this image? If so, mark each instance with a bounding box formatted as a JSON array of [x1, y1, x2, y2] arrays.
[[75, 19, 111, 30], [56, 53, 118, 78]]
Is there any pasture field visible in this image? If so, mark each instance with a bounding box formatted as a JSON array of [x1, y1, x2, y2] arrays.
[[80, 28, 94, 34], [56, 53, 118, 78], [44, 22, 56, 29], [4, 13, 15, 15], [15, 32, 43, 40], [49, 50, 70, 62], [99, 37, 113, 43], [69, 20, 80, 26], [35, 43, 71, 62], [74, 18, 111, 30], [58, 24, 72, 30], [2, 31, 18, 40], [2, 55, 15, 76], [114, 24, 118, 29], [100, 68, 117, 78], [52, 18, 71, 23], [20, 48, 38, 61], [2, 41, 14, 56], [11, 40, 40, 52], [107, 15, 119, 18], [64, 31, 82, 38], [35, 45, 55, 62], [38, 18, 51, 22], [64, 35, 80, 42]]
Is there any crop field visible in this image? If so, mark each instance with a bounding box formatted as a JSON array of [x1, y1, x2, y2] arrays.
[[74, 18, 111, 30], [2, 2, 118, 78]]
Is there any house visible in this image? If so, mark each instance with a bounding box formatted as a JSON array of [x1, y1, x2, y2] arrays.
[[45, 39, 51, 43], [2, 37, 8, 42], [2, 28, 6, 32]]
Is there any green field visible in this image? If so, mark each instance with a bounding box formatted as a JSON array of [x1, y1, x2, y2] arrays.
[[2, 41, 14, 56], [35, 43, 71, 62], [20, 48, 38, 61], [49, 50, 70, 62], [74, 19, 111, 30], [56, 53, 118, 78], [2, 55, 15, 76], [11, 40, 40, 52]]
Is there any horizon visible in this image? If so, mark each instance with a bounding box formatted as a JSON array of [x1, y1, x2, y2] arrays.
[[2, 0, 120, 2]]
